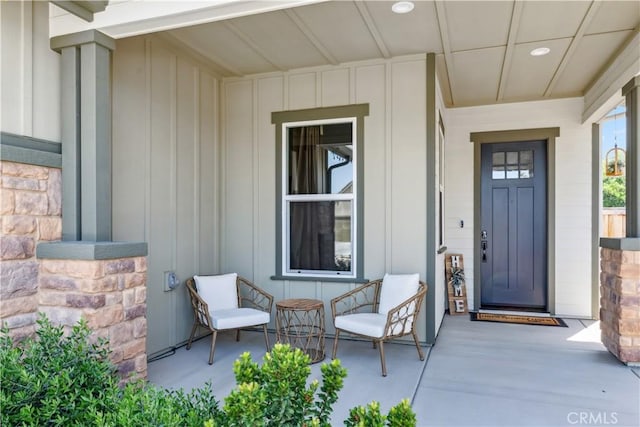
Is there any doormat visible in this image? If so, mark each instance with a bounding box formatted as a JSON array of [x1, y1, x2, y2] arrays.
[[469, 312, 568, 327]]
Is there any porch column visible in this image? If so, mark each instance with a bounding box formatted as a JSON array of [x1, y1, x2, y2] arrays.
[[35, 30, 149, 381], [623, 76, 640, 238], [51, 30, 115, 241], [599, 76, 640, 366]]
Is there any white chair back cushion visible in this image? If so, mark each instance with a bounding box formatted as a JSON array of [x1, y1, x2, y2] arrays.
[[377, 273, 420, 315], [194, 273, 238, 311]]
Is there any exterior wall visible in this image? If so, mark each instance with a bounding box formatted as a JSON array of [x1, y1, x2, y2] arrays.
[[1, 0, 60, 141], [446, 98, 593, 317], [111, 35, 220, 355], [221, 55, 433, 340], [1, 161, 61, 339]]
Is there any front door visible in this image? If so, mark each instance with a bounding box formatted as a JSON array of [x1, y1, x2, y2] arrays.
[[480, 141, 547, 309]]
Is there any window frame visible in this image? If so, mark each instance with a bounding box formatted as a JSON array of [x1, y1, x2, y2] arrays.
[[271, 104, 369, 283]]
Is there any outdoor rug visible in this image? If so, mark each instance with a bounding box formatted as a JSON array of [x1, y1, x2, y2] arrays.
[[469, 312, 568, 327]]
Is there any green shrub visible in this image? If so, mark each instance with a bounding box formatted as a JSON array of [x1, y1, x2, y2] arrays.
[[0, 315, 217, 427], [1, 316, 417, 426], [0, 315, 118, 425]]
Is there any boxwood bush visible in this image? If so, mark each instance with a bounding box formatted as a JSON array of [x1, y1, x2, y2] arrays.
[[1, 315, 416, 426]]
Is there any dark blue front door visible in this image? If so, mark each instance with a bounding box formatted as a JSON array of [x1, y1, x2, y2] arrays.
[[480, 141, 547, 309]]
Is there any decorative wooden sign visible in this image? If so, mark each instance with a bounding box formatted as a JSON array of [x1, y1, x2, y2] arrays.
[[445, 253, 468, 315]]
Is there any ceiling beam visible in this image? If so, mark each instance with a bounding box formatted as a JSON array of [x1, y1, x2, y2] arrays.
[[224, 21, 285, 72], [434, 1, 456, 105], [497, 1, 524, 101], [354, 1, 390, 59], [284, 9, 339, 65], [544, 0, 602, 97]]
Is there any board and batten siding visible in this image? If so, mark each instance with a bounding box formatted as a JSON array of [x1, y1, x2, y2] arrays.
[[446, 98, 593, 317], [112, 35, 220, 355], [1, 0, 60, 141], [222, 56, 433, 341]]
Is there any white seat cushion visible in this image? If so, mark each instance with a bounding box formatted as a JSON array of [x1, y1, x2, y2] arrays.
[[335, 313, 387, 338], [194, 273, 238, 311], [378, 273, 420, 315], [210, 308, 270, 330]]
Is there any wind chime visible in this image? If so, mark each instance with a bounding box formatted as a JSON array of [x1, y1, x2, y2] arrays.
[[605, 112, 626, 177]]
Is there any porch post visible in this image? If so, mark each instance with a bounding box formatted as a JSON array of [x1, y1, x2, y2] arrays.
[[35, 30, 149, 381], [623, 76, 640, 238], [51, 30, 115, 241], [599, 76, 640, 366]]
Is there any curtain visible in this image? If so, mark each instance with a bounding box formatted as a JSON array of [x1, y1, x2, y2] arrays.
[[290, 126, 336, 270]]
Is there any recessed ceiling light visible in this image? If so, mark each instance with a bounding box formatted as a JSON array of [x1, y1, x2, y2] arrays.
[[392, 1, 414, 14], [530, 47, 551, 57]]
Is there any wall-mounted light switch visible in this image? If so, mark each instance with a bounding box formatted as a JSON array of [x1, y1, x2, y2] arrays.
[[164, 271, 178, 292], [460, 220, 464, 228]]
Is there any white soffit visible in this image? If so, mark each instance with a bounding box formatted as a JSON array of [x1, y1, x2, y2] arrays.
[[503, 38, 571, 101], [227, 11, 328, 71], [169, 24, 277, 76], [517, 1, 591, 43], [555, 31, 635, 97], [365, 0, 441, 56], [451, 46, 505, 106], [444, 1, 512, 52], [291, 1, 382, 63], [586, 0, 640, 35]]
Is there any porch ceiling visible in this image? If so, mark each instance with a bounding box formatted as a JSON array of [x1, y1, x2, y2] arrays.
[[54, 0, 640, 108]]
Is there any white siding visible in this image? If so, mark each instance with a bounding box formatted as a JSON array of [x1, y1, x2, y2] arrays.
[[1, 1, 60, 141], [112, 36, 220, 355], [222, 56, 433, 340], [446, 98, 593, 317]]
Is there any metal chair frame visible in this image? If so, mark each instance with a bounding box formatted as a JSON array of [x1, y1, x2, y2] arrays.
[[330, 279, 427, 376], [186, 276, 273, 364]]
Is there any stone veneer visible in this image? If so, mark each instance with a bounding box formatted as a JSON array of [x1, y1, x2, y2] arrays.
[[1, 160, 148, 381], [600, 247, 640, 365], [39, 257, 148, 380], [1, 161, 61, 338]]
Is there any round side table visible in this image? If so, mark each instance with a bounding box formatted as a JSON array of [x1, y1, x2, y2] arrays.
[[275, 298, 325, 363]]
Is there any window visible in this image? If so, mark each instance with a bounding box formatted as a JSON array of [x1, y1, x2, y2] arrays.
[[491, 150, 533, 180], [272, 105, 368, 280], [285, 119, 355, 276]]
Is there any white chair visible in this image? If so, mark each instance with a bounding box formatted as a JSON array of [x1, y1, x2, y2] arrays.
[[331, 273, 427, 376], [186, 273, 273, 364]]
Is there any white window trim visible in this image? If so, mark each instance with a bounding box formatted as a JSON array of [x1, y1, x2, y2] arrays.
[[281, 117, 358, 278]]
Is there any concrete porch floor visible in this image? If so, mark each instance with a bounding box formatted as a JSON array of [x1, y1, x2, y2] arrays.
[[147, 315, 639, 426]]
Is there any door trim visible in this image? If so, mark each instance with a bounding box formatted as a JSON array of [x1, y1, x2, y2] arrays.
[[471, 128, 559, 314]]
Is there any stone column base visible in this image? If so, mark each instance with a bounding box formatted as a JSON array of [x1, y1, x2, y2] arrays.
[[600, 247, 640, 365]]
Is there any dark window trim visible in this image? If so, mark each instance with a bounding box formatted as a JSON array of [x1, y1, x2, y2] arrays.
[[271, 104, 369, 281]]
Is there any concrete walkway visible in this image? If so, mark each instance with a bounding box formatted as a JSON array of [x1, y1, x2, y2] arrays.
[[147, 315, 639, 426]]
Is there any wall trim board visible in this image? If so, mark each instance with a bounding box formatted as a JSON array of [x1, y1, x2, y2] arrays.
[[425, 53, 437, 345], [0, 132, 62, 168]]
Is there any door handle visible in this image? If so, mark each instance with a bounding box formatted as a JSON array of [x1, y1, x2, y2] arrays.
[[481, 230, 488, 262]]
